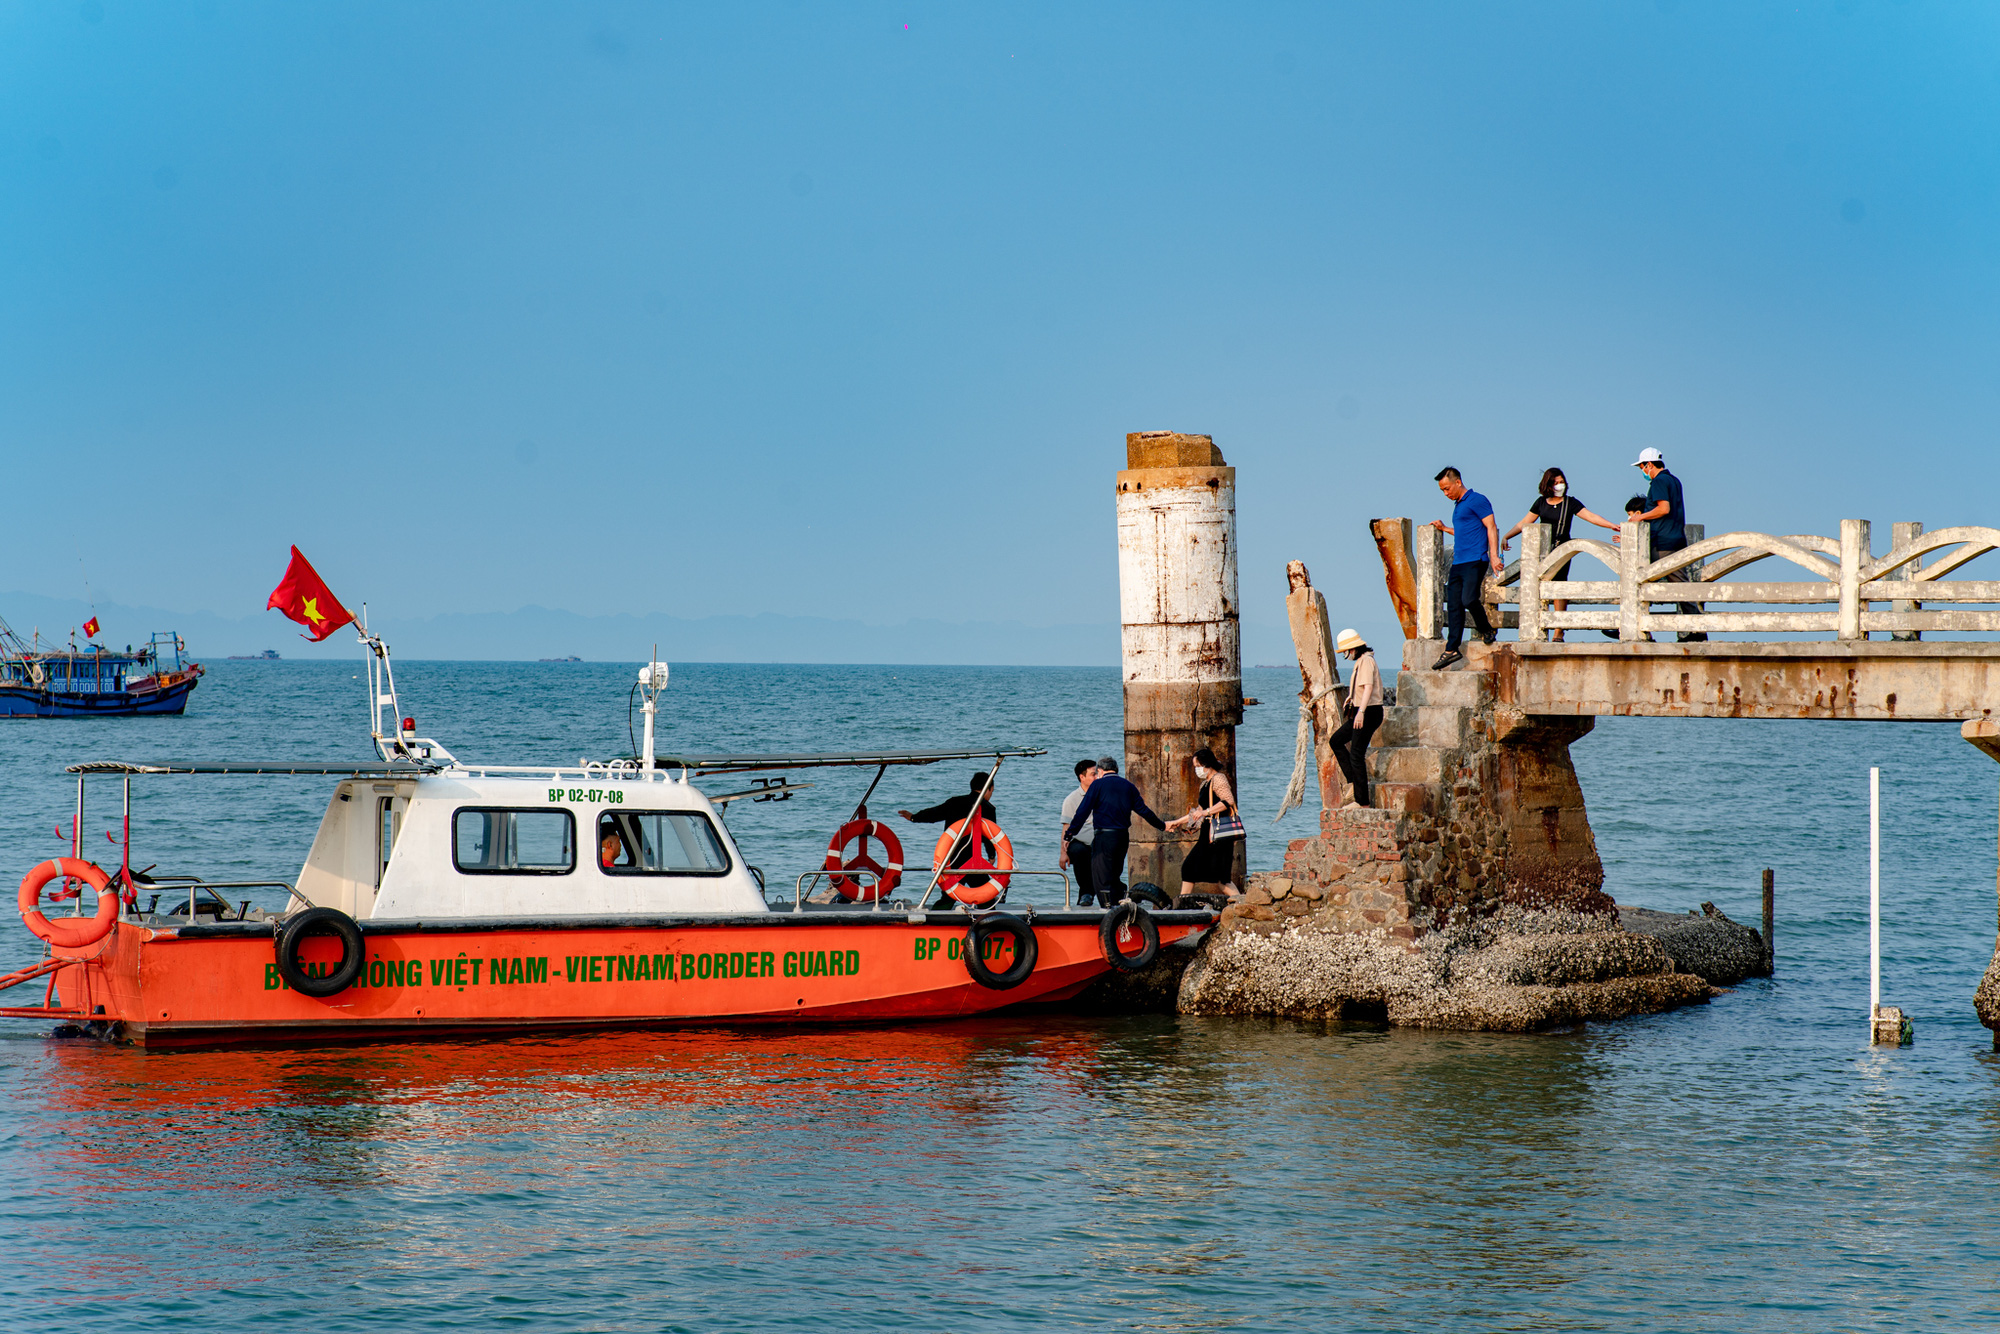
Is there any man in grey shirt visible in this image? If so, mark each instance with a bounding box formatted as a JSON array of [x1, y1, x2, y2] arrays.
[[1058, 758, 1099, 907]]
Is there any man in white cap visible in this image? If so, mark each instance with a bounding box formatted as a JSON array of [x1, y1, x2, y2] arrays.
[[1329, 628, 1382, 808], [1631, 449, 1705, 640]]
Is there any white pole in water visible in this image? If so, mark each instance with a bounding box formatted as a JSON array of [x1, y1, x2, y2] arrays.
[[1870, 766, 1881, 1024]]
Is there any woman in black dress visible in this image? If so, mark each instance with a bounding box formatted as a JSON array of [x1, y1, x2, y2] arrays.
[[1167, 746, 1242, 901], [1500, 467, 1622, 641]]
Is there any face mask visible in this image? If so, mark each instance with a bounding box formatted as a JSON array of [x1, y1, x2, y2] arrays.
[[1554, 482, 1567, 497], [1193, 764, 1207, 778]]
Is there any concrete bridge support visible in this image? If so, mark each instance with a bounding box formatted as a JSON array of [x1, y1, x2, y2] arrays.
[[1117, 432, 1243, 894], [1261, 642, 1609, 940], [1963, 721, 2000, 1046]]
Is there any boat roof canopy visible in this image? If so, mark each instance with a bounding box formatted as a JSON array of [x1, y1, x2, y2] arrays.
[[67, 748, 1045, 778], [650, 748, 1046, 774], [66, 760, 438, 776]]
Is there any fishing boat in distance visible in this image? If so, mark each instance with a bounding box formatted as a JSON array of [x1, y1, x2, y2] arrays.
[[2, 626, 1211, 1045], [0, 618, 203, 718]]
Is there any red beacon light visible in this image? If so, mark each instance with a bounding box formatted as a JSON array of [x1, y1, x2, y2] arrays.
[[400, 716, 416, 741]]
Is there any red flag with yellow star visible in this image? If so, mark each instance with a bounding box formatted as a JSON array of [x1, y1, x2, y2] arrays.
[[266, 547, 355, 642]]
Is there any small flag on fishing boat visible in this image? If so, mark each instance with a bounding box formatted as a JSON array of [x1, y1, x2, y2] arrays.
[[266, 546, 355, 642], [82, 616, 99, 639]]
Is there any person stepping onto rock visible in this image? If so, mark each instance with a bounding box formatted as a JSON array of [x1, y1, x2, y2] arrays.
[[1166, 747, 1244, 901], [1330, 628, 1383, 809]]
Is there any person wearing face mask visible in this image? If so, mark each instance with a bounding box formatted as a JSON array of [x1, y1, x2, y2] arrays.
[[1500, 467, 1622, 642], [1165, 747, 1243, 902]]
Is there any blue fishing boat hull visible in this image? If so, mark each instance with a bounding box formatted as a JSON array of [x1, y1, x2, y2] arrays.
[[0, 676, 198, 718]]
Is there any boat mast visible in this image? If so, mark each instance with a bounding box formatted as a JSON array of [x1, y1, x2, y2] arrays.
[[357, 604, 405, 763]]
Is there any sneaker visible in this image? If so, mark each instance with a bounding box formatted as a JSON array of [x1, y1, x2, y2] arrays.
[[1480, 630, 1499, 646], [1431, 648, 1463, 670], [1601, 629, 1621, 639]]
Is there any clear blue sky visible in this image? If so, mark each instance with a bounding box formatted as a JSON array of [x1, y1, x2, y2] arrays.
[[5, 2, 1996, 662]]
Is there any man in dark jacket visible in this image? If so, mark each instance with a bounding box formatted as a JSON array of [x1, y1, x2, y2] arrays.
[[897, 772, 997, 828], [901, 773, 1002, 907], [1062, 757, 1165, 906]]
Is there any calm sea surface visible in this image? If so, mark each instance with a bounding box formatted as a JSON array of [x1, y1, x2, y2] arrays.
[[5, 660, 2000, 1331]]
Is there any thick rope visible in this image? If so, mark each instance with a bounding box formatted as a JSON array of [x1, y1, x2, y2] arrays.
[[1273, 690, 1334, 823]]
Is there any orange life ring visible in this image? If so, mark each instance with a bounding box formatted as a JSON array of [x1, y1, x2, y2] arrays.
[[19, 858, 118, 948], [824, 819, 904, 901], [934, 817, 1013, 907]]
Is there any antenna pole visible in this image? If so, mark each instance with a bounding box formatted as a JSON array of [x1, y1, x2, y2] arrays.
[[640, 644, 663, 777]]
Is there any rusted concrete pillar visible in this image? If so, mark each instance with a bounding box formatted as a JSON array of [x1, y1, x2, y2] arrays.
[[1118, 431, 1242, 894]]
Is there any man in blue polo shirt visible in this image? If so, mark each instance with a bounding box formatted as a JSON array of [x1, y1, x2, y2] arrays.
[[1428, 467, 1504, 670]]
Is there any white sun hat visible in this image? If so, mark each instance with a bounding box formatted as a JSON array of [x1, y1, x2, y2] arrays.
[[1632, 447, 1665, 467], [1335, 628, 1367, 653]]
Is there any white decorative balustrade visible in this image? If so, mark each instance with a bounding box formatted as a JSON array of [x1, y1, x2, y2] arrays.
[[1408, 520, 2000, 643]]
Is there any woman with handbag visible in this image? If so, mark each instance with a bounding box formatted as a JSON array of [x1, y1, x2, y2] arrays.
[[1168, 746, 1244, 901], [1330, 628, 1382, 809]]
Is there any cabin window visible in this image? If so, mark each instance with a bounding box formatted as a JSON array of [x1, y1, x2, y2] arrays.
[[596, 811, 731, 876], [452, 808, 576, 875]]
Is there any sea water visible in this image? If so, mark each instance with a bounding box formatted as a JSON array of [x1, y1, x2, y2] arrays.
[[3, 661, 2000, 1330]]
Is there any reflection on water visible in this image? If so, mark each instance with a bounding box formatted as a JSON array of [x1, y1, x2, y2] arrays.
[[9, 1009, 1998, 1332]]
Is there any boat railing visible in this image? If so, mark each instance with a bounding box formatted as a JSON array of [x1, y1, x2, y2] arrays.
[[131, 877, 299, 922], [787, 866, 1079, 915]]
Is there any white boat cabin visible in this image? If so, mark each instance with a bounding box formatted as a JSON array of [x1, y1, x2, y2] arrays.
[[298, 773, 767, 920]]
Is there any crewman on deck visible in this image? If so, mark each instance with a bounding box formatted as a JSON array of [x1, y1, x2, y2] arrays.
[[897, 772, 998, 829], [901, 773, 1002, 908]]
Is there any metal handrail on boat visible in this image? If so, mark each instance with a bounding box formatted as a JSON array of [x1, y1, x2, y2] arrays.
[[790, 868, 885, 914], [787, 866, 1078, 914], [133, 878, 299, 922]]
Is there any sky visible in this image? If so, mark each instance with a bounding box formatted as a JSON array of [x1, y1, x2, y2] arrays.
[[4, 1, 1998, 663]]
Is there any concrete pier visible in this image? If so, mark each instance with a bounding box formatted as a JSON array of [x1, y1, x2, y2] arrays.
[[1117, 431, 1243, 894]]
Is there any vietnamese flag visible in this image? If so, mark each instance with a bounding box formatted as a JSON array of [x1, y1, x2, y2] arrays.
[[266, 546, 356, 642], [82, 617, 99, 639]]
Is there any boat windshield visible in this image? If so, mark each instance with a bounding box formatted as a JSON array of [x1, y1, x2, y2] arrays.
[[598, 811, 730, 876]]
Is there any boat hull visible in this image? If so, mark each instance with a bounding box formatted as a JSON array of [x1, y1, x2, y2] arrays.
[[0, 676, 197, 718], [19, 909, 1212, 1047]]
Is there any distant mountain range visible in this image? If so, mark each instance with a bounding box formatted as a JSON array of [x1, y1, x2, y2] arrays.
[[0, 591, 1125, 666]]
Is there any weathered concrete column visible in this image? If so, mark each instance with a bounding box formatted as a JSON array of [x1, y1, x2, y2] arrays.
[[1285, 560, 1346, 811], [1118, 431, 1242, 894]]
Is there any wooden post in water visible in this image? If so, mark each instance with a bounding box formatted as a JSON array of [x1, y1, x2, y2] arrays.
[[1761, 868, 1774, 976], [1117, 432, 1241, 896]]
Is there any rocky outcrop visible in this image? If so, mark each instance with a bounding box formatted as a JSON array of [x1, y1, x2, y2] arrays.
[[1177, 905, 1713, 1031], [1192, 642, 1717, 1031], [1616, 903, 1769, 985]]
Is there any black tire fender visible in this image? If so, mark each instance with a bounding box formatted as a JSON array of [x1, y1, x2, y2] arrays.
[[276, 906, 365, 998], [1127, 882, 1171, 910], [1099, 902, 1160, 972], [962, 914, 1037, 990]]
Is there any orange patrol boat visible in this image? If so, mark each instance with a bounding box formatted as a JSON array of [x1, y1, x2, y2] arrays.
[[3, 634, 1213, 1047]]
